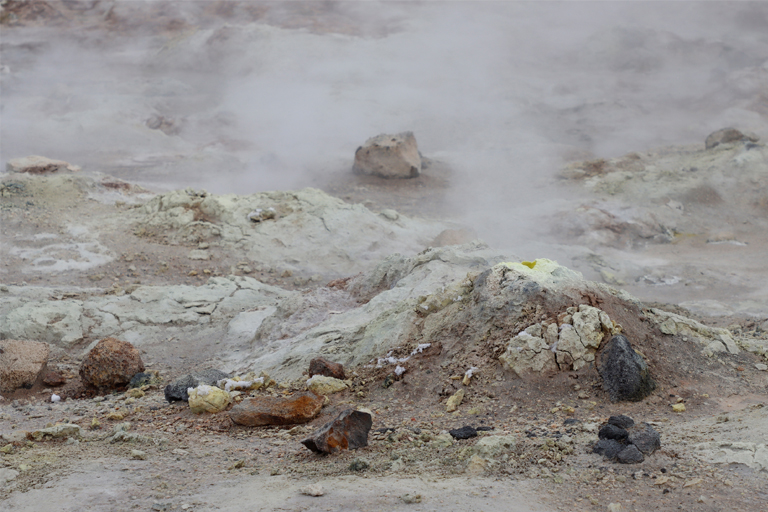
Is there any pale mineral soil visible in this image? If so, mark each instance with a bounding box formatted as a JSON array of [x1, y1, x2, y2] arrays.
[[2, 2, 768, 512]]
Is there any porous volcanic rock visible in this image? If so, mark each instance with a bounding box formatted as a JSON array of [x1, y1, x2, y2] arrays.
[[353, 131, 422, 179], [301, 409, 372, 454], [628, 422, 661, 455], [308, 357, 345, 380], [0, 339, 50, 392], [229, 391, 323, 426], [41, 368, 66, 387], [79, 337, 144, 389], [164, 369, 230, 402], [597, 334, 656, 402]]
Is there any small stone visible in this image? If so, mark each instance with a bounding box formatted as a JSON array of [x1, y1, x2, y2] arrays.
[[227, 459, 245, 470], [448, 426, 477, 440], [705, 127, 757, 149], [381, 209, 399, 221], [0, 444, 13, 454], [607, 415, 634, 429], [302, 409, 372, 454], [300, 483, 325, 496], [445, 388, 465, 412], [28, 423, 82, 441], [627, 422, 661, 455], [187, 250, 210, 260], [401, 494, 422, 504], [348, 458, 370, 471], [90, 418, 101, 430], [353, 131, 421, 179], [306, 375, 348, 395], [599, 424, 629, 441], [129, 371, 161, 388], [0, 339, 50, 393], [755, 363, 767, 371], [42, 368, 66, 387], [672, 403, 686, 413], [616, 444, 644, 464], [131, 449, 147, 460], [593, 439, 624, 461], [608, 503, 623, 512], [188, 385, 231, 414], [308, 357, 346, 380], [597, 334, 656, 402], [126, 388, 145, 399], [683, 478, 703, 488], [164, 369, 230, 402]]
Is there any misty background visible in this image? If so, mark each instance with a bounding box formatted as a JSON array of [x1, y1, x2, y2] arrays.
[[2, 0, 767, 250]]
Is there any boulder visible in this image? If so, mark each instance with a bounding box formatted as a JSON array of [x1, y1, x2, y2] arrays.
[[0, 339, 50, 392], [306, 374, 348, 395], [188, 385, 231, 413], [353, 131, 422, 179], [301, 409, 372, 454], [164, 369, 230, 402], [308, 357, 345, 380], [6, 155, 80, 174], [229, 391, 323, 426], [704, 127, 758, 149], [597, 334, 656, 402], [79, 337, 144, 389]]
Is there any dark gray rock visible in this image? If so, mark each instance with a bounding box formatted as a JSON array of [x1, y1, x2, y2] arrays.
[[301, 409, 372, 454], [597, 335, 656, 402], [163, 369, 230, 402], [628, 422, 661, 455], [599, 423, 629, 441], [593, 439, 624, 461], [608, 414, 635, 429], [617, 444, 644, 464], [448, 426, 478, 440]]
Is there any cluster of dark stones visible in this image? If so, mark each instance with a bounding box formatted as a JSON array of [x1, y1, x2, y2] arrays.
[[593, 414, 660, 464]]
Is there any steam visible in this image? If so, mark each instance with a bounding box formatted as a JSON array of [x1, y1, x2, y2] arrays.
[[1, 1, 767, 250]]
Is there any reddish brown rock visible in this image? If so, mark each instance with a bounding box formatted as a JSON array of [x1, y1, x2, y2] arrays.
[[308, 357, 346, 380], [79, 337, 144, 389], [42, 368, 66, 387], [301, 409, 372, 454], [229, 391, 323, 426], [0, 340, 50, 392]]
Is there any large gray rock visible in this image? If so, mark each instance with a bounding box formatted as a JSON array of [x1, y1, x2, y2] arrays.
[[0, 339, 50, 392], [353, 132, 422, 179], [598, 335, 656, 402]]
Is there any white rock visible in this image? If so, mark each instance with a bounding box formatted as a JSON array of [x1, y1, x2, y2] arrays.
[[300, 483, 325, 496], [353, 132, 421, 179]]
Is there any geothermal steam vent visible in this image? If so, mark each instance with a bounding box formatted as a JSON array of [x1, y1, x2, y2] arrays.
[[353, 131, 422, 178]]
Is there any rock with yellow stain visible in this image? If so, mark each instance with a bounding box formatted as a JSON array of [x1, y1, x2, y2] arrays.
[[188, 385, 232, 414], [306, 375, 348, 395], [446, 388, 465, 412], [672, 403, 686, 413], [126, 388, 145, 399]]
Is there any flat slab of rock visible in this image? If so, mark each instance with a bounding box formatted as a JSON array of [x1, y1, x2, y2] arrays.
[[6, 155, 80, 174], [80, 337, 144, 389], [598, 334, 656, 402], [230, 391, 323, 426], [0, 339, 50, 392], [308, 357, 345, 380], [301, 409, 372, 454], [353, 131, 421, 179], [164, 369, 230, 402]]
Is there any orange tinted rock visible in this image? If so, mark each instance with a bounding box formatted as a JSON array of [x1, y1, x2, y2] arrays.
[[42, 368, 66, 387], [79, 337, 144, 389], [301, 409, 372, 454], [229, 391, 323, 426], [308, 357, 346, 380]]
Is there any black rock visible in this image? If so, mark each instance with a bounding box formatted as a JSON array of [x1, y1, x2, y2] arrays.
[[163, 369, 230, 402], [617, 444, 644, 464], [563, 418, 581, 426], [449, 426, 478, 440], [608, 415, 635, 429], [599, 423, 629, 441], [476, 426, 494, 432], [592, 439, 624, 461], [628, 422, 661, 455], [597, 335, 656, 402]]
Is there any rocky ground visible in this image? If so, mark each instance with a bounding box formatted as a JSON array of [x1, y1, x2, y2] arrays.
[[2, 2, 768, 512]]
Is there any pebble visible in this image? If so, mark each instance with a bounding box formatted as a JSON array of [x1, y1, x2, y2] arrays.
[[300, 483, 325, 497], [131, 449, 147, 460], [401, 493, 423, 504], [672, 403, 686, 413], [755, 363, 767, 371]]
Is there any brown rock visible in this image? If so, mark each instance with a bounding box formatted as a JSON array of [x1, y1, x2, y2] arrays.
[[42, 368, 66, 387], [308, 357, 346, 380], [301, 409, 372, 454], [229, 391, 323, 426], [353, 132, 422, 179], [705, 127, 758, 149], [79, 337, 144, 389], [0, 340, 50, 392], [6, 155, 80, 174]]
